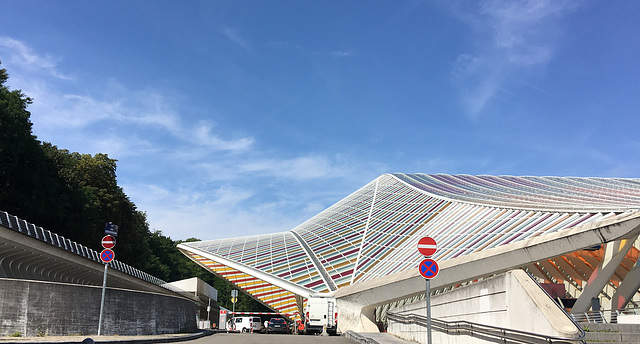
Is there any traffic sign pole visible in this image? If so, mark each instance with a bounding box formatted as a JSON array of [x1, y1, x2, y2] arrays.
[[426, 278, 432, 344], [98, 263, 108, 335], [418, 237, 437, 344], [98, 230, 117, 335]]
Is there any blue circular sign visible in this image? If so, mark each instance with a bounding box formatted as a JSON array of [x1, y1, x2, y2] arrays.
[[419, 258, 439, 279], [100, 248, 115, 263]]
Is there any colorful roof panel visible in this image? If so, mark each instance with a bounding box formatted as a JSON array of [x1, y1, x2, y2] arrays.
[[179, 173, 640, 312]]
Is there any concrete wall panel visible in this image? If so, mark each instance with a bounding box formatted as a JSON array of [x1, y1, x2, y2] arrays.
[[0, 278, 196, 337], [387, 270, 580, 344]]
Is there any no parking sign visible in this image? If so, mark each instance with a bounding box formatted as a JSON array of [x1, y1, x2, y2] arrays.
[[419, 258, 439, 279], [100, 249, 115, 263]]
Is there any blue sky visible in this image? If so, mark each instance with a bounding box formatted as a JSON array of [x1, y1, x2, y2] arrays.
[[1, 1, 639, 241]]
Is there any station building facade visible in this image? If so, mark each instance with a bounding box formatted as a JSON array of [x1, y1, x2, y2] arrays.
[[178, 173, 640, 323]]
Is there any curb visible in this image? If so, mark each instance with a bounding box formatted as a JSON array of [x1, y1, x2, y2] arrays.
[[0, 330, 214, 344]]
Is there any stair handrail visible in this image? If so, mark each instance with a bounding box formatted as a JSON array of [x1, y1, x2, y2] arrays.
[[387, 311, 586, 344]]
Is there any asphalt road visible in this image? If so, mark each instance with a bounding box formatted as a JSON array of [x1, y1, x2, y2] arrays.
[[181, 332, 355, 344]]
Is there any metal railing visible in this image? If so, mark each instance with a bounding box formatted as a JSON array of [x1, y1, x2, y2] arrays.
[[387, 312, 586, 344], [571, 308, 640, 324], [344, 331, 380, 344]]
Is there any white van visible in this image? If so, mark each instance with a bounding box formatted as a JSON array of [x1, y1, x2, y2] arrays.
[[304, 296, 337, 335], [231, 316, 262, 333]]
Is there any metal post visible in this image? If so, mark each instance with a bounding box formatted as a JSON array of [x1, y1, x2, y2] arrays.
[[426, 278, 432, 344], [98, 263, 108, 335], [207, 298, 211, 328]]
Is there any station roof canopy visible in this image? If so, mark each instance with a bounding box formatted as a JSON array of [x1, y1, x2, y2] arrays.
[[178, 173, 640, 317]]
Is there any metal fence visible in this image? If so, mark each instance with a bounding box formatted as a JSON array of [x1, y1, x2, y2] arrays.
[[0, 210, 185, 295], [571, 308, 640, 324]]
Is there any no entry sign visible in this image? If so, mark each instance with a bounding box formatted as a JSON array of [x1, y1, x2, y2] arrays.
[[101, 235, 116, 249], [100, 249, 115, 263], [418, 236, 437, 257], [419, 258, 439, 279]]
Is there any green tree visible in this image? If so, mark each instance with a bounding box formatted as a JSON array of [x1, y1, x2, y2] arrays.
[[0, 62, 269, 311], [40, 145, 153, 267], [0, 61, 152, 268], [0, 61, 68, 232]]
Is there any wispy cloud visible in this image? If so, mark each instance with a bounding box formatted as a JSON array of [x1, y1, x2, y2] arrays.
[[329, 50, 354, 57], [122, 180, 323, 240], [240, 154, 343, 180], [448, 0, 580, 117], [190, 120, 254, 151], [0, 36, 72, 80], [479, 0, 575, 66], [4, 57, 254, 155], [222, 27, 252, 52], [0, 36, 387, 240]]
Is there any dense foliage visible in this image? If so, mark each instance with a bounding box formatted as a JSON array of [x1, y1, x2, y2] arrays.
[[0, 62, 266, 312]]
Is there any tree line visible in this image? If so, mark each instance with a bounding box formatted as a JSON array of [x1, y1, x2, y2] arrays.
[[0, 61, 266, 312]]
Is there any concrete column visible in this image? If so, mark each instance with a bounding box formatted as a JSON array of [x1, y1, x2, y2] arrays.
[[611, 256, 640, 312], [336, 297, 379, 333], [571, 237, 636, 314]]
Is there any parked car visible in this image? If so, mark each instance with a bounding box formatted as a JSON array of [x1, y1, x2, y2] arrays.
[[267, 318, 289, 334], [232, 316, 262, 333]]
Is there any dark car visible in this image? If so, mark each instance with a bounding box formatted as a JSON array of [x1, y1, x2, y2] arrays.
[[267, 318, 289, 334]]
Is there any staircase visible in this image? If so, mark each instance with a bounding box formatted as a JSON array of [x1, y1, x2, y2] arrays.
[[581, 323, 640, 344]]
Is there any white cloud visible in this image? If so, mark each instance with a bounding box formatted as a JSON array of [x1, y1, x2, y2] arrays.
[[0, 36, 385, 241], [191, 120, 254, 151], [124, 183, 301, 240], [452, 53, 482, 77], [329, 50, 354, 57], [448, 0, 580, 116], [479, 0, 575, 66], [2, 37, 254, 155], [222, 27, 252, 52], [240, 154, 346, 180], [0, 36, 71, 80], [461, 74, 502, 116]]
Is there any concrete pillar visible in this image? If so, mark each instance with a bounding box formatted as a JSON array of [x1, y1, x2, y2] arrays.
[[571, 237, 636, 314], [336, 297, 379, 333], [611, 256, 640, 312]]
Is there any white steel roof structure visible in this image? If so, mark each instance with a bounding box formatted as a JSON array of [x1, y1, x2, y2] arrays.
[[178, 173, 640, 322]]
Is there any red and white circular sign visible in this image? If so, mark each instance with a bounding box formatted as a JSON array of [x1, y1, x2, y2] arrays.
[[101, 235, 116, 249], [417, 236, 437, 257]]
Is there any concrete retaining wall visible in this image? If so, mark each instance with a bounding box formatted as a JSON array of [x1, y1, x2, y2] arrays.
[[0, 278, 196, 337], [387, 270, 581, 344]]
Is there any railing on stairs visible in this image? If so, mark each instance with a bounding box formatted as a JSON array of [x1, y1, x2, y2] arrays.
[[387, 312, 586, 344], [571, 308, 640, 324]]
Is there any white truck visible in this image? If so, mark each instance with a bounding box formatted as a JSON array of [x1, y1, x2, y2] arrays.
[[303, 296, 338, 335]]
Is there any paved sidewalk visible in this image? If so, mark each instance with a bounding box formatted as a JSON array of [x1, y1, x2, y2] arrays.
[[0, 331, 211, 344]]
